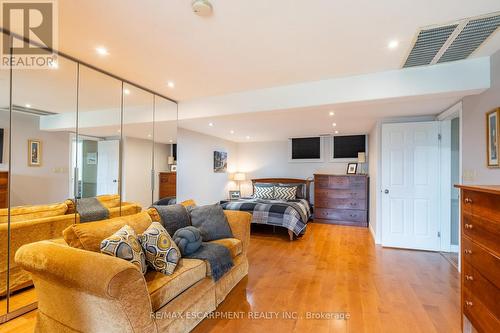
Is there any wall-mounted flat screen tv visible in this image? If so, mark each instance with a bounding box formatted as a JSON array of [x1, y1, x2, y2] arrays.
[[291, 137, 321, 160]]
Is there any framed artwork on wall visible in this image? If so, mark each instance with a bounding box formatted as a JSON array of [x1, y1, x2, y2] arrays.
[[214, 151, 227, 173], [28, 139, 41, 167], [486, 108, 499, 168]]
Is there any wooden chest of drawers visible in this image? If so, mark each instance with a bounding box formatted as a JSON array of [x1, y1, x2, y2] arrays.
[[159, 172, 176, 199], [314, 174, 368, 227], [457, 185, 500, 333]]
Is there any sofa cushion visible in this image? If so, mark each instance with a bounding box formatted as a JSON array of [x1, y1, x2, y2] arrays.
[[145, 258, 206, 311], [140, 222, 180, 275], [188, 204, 233, 241], [0, 203, 68, 223], [100, 225, 147, 274], [63, 211, 152, 252], [209, 238, 242, 258]]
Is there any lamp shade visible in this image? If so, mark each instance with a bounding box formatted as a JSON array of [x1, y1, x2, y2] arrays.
[[167, 156, 175, 164], [234, 172, 246, 181], [357, 152, 366, 163]]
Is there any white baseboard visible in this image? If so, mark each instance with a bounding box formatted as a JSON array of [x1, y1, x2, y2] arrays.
[[368, 224, 378, 244], [450, 244, 459, 253]]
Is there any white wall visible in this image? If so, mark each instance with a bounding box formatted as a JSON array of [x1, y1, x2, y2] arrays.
[[177, 128, 237, 205], [0, 112, 72, 206], [462, 50, 500, 184], [236, 138, 356, 200], [122, 136, 171, 208], [368, 124, 380, 243]]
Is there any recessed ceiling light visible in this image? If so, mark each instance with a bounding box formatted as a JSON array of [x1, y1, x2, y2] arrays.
[[96, 47, 109, 56], [332, 122, 337, 127], [25, 104, 31, 108], [117, 129, 121, 133], [167, 81, 175, 88], [147, 134, 152, 138], [334, 130, 339, 134], [49, 61, 58, 69], [208, 122, 214, 127], [169, 139, 173, 143], [246, 136, 250, 140], [123, 88, 130, 95], [329, 111, 335, 116], [230, 130, 235, 134], [388, 40, 399, 49]]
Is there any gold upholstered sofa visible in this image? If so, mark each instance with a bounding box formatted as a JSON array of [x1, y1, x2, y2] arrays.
[[0, 194, 141, 296], [15, 205, 251, 333]]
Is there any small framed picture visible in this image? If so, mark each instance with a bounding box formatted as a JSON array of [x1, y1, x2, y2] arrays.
[[347, 163, 358, 174], [229, 190, 241, 200], [170, 164, 177, 172], [28, 139, 41, 167], [486, 108, 499, 168]]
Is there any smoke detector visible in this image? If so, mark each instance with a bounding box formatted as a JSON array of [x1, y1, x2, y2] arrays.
[[192, 0, 213, 17]]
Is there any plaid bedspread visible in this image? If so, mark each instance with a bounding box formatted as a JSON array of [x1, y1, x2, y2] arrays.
[[221, 198, 311, 236]]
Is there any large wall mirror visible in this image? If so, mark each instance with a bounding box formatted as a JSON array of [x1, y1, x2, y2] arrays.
[[0, 31, 177, 322]]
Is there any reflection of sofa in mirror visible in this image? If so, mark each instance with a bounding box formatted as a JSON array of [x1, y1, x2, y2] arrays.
[[0, 194, 142, 296]]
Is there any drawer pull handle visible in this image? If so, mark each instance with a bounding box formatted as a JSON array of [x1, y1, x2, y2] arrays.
[[464, 224, 473, 229], [464, 249, 472, 255], [465, 301, 473, 307], [465, 275, 474, 281], [464, 198, 473, 204]]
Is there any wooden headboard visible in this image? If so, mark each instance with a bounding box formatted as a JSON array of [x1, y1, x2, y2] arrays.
[[251, 178, 313, 202]]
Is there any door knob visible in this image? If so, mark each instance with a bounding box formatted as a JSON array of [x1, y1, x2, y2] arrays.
[[384, 189, 389, 194]]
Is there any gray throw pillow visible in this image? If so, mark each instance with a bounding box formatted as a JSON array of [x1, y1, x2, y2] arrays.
[[152, 204, 191, 236], [188, 204, 233, 241], [173, 226, 202, 256]]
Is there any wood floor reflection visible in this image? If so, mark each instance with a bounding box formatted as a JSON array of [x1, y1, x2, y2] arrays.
[[0, 222, 460, 333]]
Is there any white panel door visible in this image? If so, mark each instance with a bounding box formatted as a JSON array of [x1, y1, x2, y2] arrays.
[[381, 122, 440, 251], [96, 140, 120, 195]]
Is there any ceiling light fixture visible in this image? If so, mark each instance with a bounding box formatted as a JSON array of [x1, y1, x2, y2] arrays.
[[25, 104, 31, 108], [192, 0, 213, 17], [334, 130, 339, 134], [123, 88, 130, 95], [167, 81, 175, 88], [208, 122, 214, 127], [332, 122, 337, 127], [169, 139, 173, 143], [49, 61, 58, 69], [388, 40, 399, 49], [230, 130, 235, 134], [96, 47, 109, 56], [246, 136, 250, 140], [329, 111, 335, 116]]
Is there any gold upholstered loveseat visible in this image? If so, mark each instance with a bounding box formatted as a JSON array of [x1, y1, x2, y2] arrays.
[[15, 204, 251, 333], [0, 194, 141, 296]]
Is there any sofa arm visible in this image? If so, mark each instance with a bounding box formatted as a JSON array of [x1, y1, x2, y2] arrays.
[[224, 211, 251, 255], [15, 241, 156, 333]]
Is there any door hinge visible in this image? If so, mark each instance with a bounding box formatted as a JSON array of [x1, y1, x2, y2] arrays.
[[438, 134, 442, 140], [437, 231, 441, 238]]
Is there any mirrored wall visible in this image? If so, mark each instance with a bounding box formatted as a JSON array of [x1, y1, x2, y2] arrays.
[[0, 31, 178, 321]]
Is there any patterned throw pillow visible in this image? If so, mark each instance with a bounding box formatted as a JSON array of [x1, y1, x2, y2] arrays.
[[139, 222, 180, 275], [100, 225, 147, 274], [253, 184, 274, 199], [274, 185, 297, 200]]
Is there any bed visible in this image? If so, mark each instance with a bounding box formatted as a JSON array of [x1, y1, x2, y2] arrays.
[[220, 178, 312, 240]]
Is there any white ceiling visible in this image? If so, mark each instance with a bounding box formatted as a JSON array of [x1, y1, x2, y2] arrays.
[[55, 0, 500, 101], [179, 94, 464, 142]]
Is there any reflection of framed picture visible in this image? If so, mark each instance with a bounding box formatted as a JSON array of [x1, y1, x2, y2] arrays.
[[214, 151, 227, 173], [28, 139, 41, 167], [486, 108, 499, 168], [86, 152, 97, 165], [170, 164, 177, 172], [347, 163, 357, 174], [229, 190, 241, 200]]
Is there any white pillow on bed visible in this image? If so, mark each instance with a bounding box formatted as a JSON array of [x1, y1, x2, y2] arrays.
[[274, 185, 297, 200], [253, 184, 274, 199]]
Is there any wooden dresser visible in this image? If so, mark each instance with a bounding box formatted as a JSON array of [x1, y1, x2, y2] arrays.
[[0, 171, 7, 209], [314, 174, 368, 227], [159, 172, 176, 198], [456, 185, 500, 333]]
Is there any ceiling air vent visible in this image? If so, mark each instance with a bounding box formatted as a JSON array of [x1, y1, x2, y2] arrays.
[[403, 25, 458, 68], [403, 12, 500, 68]]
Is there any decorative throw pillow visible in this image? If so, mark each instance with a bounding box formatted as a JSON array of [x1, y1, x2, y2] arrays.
[[151, 204, 191, 236], [279, 183, 306, 199], [188, 204, 234, 241], [100, 225, 147, 275], [173, 226, 202, 256], [139, 222, 180, 275], [274, 185, 297, 200], [253, 184, 274, 199]]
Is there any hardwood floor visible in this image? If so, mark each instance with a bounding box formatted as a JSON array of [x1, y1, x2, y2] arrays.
[[0, 223, 460, 333]]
